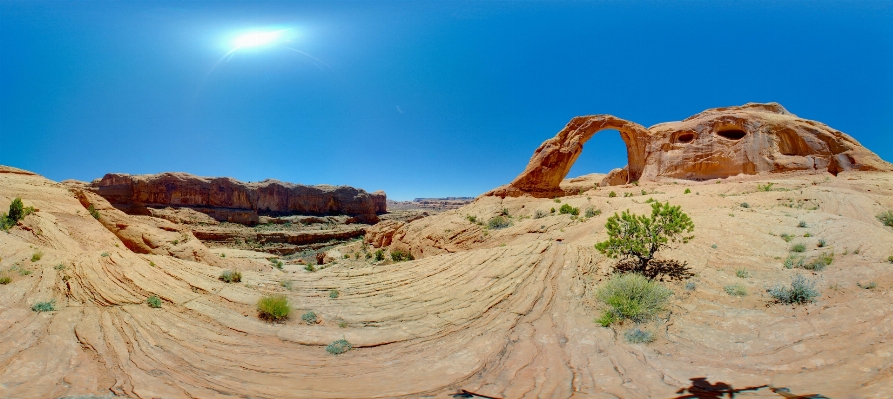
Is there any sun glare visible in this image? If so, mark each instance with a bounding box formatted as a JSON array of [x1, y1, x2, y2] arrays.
[[233, 30, 285, 48]]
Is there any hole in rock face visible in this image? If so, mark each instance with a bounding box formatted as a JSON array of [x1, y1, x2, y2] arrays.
[[676, 133, 695, 143], [716, 128, 747, 140]]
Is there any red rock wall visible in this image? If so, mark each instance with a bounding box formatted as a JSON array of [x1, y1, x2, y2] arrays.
[[92, 172, 385, 224]]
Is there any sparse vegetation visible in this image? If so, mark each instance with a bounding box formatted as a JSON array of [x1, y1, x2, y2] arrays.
[[326, 339, 352, 355], [257, 295, 291, 321], [858, 281, 878, 290], [280, 280, 293, 290], [798, 221, 808, 228], [534, 210, 547, 219], [684, 281, 696, 291], [550, 207, 556, 213], [803, 232, 811, 237], [609, 191, 617, 198], [31, 250, 43, 262], [780, 233, 793, 242], [147, 296, 162, 308], [304, 264, 316, 272], [740, 202, 750, 208], [270, 259, 284, 269], [877, 210, 893, 227], [487, 215, 511, 230], [805, 252, 834, 271], [2, 197, 35, 230], [88, 204, 100, 220], [329, 289, 339, 298], [817, 238, 826, 248], [791, 243, 806, 253], [724, 284, 747, 297], [32, 299, 55, 313], [0, 273, 10, 285], [219, 269, 242, 283], [558, 204, 579, 216], [301, 311, 318, 324], [466, 215, 477, 223], [54, 263, 65, 271], [595, 273, 673, 326], [374, 249, 385, 262], [554, 198, 561, 203], [735, 269, 749, 278], [683, 188, 691, 194], [757, 182, 775, 192], [888, 255, 893, 263], [100, 252, 109, 257], [769, 274, 819, 304], [595, 202, 694, 270], [390, 249, 414, 262], [623, 328, 655, 344], [585, 208, 601, 218]]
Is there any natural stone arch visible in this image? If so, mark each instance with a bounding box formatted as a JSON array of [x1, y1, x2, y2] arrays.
[[487, 115, 649, 198]]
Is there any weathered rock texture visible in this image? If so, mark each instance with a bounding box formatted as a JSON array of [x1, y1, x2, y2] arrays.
[[488, 102, 893, 197], [92, 172, 386, 223]]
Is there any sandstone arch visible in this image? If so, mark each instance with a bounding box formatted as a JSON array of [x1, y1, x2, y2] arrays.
[[487, 103, 893, 198], [487, 115, 650, 198]]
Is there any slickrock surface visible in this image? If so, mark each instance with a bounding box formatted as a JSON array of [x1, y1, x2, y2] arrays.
[[489, 103, 893, 198], [92, 172, 386, 224], [3, 164, 893, 399]]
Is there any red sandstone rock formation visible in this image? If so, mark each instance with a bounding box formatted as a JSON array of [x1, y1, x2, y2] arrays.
[[91, 172, 386, 224], [488, 102, 893, 197]]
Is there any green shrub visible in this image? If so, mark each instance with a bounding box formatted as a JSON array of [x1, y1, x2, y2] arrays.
[[329, 289, 339, 298], [8, 198, 24, 221], [683, 188, 691, 194], [780, 233, 793, 242], [534, 210, 547, 219], [623, 328, 655, 344], [684, 281, 696, 291], [257, 295, 291, 321], [487, 216, 511, 230], [32, 299, 55, 313], [888, 255, 893, 263], [558, 204, 579, 216], [220, 253, 226, 258], [390, 249, 414, 262], [301, 311, 318, 324], [326, 339, 352, 355], [501, 208, 510, 216], [740, 202, 750, 208], [147, 296, 162, 308], [31, 250, 43, 262], [609, 191, 617, 198], [641, 190, 647, 196], [280, 280, 293, 290], [877, 210, 893, 227], [374, 249, 384, 261], [769, 274, 819, 304], [595, 273, 673, 326], [54, 263, 65, 271], [0, 274, 10, 285], [790, 243, 806, 253], [784, 254, 804, 269], [219, 269, 242, 283], [553, 198, 561, 203], [595, 202, 694, 269], [803, 232, 811, 237], [757, 182, 775, 192], [100, 252, 109, 257], [585, 208, 601, 218], [858, 281, 878, 289], [88, 204, 100, 220], [817, 239, 826, 248], [735, 269, 749, 278], [304, 264, 316, 272], [550, 207, 555, 213], [805, 252, 833, 271], [797, 221, 808, 228], [270, 259, 283, 269], [724, 284, 747, 296], [466, 215, 477, 223]]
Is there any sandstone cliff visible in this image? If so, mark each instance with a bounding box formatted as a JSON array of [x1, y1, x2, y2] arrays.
[[488, 102, 893, 197], [91, 172, 386, 224]]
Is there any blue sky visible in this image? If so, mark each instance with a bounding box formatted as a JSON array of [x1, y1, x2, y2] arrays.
[[1, 1, 891, 200]]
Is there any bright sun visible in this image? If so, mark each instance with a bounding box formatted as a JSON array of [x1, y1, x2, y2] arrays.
[[232, 30, 285, 48]]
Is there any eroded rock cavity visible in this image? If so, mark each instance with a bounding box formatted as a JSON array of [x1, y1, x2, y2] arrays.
[[489, 102, 892, 197]]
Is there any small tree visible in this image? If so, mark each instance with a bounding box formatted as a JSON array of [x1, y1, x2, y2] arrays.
[[8, 198, 24, 221], [595, 202, 694, 269]]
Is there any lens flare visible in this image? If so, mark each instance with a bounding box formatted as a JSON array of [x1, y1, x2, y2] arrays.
[[233, 30, 285, 48]]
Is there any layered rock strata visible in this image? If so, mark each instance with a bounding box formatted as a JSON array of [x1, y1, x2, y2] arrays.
[[488, 102, 893, 197], [91, 172, 386, 223]]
